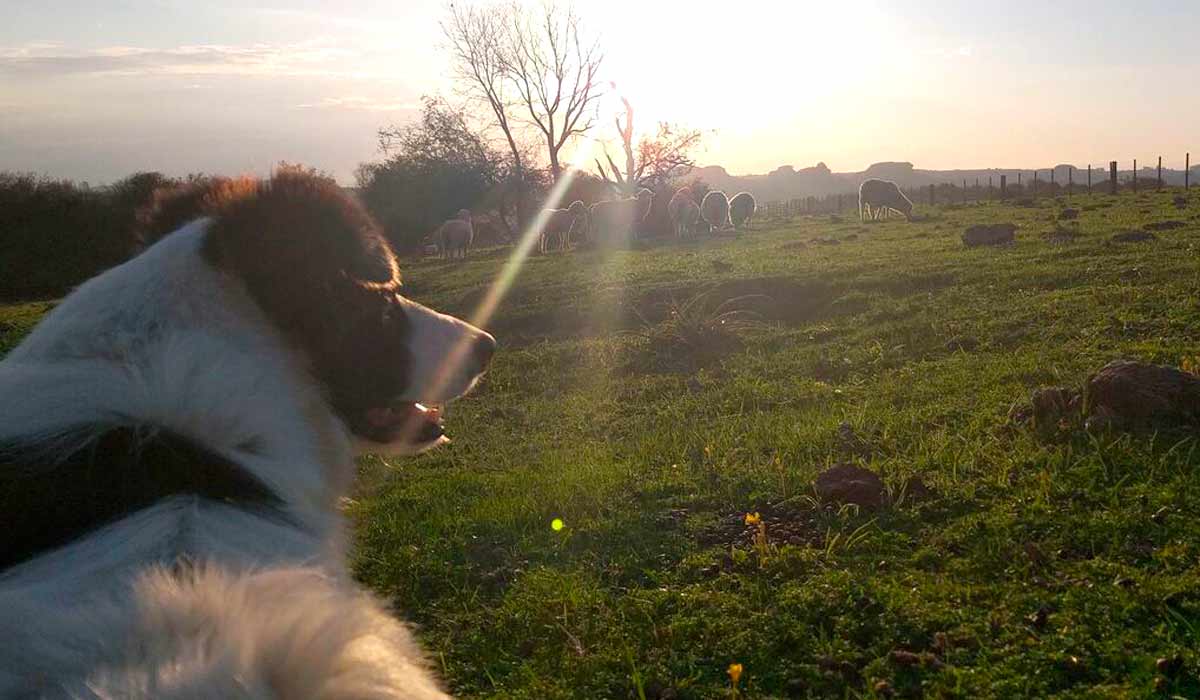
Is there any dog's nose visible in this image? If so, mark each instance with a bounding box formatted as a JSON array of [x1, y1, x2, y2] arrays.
[[471, 333, 496, 370]]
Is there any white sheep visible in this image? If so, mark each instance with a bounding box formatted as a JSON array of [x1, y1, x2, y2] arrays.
[[858, 179, 913, 221], [668, 188, 698, 238], [590, 188, 654, 244], [538, 200, 589, 253], [729, 192, 756, 230], [674, 198, 701, 238], [436, 208, 474, 260], [701, 190, 731, 233]]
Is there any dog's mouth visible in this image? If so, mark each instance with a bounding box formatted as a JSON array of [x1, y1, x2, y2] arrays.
[[357, 401, 446, 448]]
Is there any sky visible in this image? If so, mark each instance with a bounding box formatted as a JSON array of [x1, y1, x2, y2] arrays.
[[2, 0, 1198, 184]]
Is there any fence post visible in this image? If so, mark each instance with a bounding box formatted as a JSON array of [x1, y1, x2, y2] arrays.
[[1068, 167, 1073, 192], [1000, 174, 1007, 198], [1158, 156, 1163, 190], [1087, 164, 1092, 194], [1188, 153, 1191, 190], [1033, 170, 1038, 197], [1133, 159, 1137, 192], [1050, 168, 1055, 189], [928, 183, 935, 207], [1109, 161, 1118, 195]]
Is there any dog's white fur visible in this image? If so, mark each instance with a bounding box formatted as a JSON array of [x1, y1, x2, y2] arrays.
[[0, 220, 485, 698]]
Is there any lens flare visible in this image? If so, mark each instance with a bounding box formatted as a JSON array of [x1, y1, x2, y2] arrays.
[[418, 142, 595, 408], [551, 518, 564, 532]]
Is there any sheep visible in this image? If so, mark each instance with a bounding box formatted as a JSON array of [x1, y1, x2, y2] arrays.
[[436, 208, 474, 260], [858, 179, 913, 221], [589, 188, 654, 244], [701, 190, 732, 233], [674, 198, 701, 239], [538, 200, 589, 253], [668, 188, 699, 238], [729, 192, 757, 230]]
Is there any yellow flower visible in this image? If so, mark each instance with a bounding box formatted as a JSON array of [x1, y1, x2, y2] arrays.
[[744, 512, 761, 526], [551, 518, 564, 532], [728, 663, 743, 685]]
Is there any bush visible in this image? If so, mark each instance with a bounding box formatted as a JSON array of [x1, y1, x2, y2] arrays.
[[0, 172, 167, 299]]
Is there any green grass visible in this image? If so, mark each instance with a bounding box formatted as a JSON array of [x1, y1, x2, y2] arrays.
[[5, 190, 1200, 698]]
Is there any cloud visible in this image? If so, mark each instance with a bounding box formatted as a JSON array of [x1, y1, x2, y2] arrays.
[[0, 40, 386, 80], [924, 45, 975, 59], [293, 96, 421, 112]]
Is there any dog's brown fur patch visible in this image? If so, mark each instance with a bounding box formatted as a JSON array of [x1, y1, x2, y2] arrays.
[[144, 168, 412, 434]]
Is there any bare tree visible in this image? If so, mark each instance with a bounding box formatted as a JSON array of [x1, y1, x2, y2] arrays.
[[595, 96, 704, 194], [443, 3, 529, 224], [501, 1, 603, 180], [443, 2, 603, 186]]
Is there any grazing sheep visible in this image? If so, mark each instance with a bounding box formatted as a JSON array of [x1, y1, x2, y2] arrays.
[[590, 188, 654, 244], [437, 208, 474, 260], [858, 179, 913, 221], [701, 190, 732, 233], [674, 199, 701, 238], [538, 200, 589, 253], [667, 187, 692, 223], [668, 188, 700, 238], [729, 192, 757, 230]]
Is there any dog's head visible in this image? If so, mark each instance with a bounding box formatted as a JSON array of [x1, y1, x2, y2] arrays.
[[147, 168, 495, 455]]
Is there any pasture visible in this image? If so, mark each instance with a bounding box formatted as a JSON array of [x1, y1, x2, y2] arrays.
[[5, 191, 1200, 698]]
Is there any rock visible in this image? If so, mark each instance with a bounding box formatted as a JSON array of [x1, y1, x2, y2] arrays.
[[1111, 230, 1156, 243], [814, 464, 885, 509], [1031, 386, 1081, 430], [1085, 360, 1200, 429], [711, 260, 733, 273], [962, 223, 1017, 247], [1144, 220, 1186, 231], [1059, 208, 1080, 220], [946, 336, 979, 352], [1173, 195, 1188, 209], [900, 476, 935, 503]]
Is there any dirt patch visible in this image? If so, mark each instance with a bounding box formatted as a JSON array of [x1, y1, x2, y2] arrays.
[[815, 464, 886, 510], [1143, 220, 1186, 231], [1085, 360, 1200, 430], [963, 223, 1017, 247], [1112, 230, 1156, 243], [697, 501, 824, 550]]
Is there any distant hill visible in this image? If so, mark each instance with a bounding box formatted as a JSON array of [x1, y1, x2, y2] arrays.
[[686, 161, 1200, 201]]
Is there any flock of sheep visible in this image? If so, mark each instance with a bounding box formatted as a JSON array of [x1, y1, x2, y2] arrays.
[[433, 178, 913, 259]]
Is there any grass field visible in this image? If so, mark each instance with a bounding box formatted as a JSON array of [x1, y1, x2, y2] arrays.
[[5, 190, 1200, 698]]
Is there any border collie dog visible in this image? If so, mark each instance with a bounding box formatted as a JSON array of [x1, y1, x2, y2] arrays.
[[0, 170, 494, 698]]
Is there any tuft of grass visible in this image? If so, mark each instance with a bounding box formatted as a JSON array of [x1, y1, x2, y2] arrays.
[[624, 290, 769, 370]]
